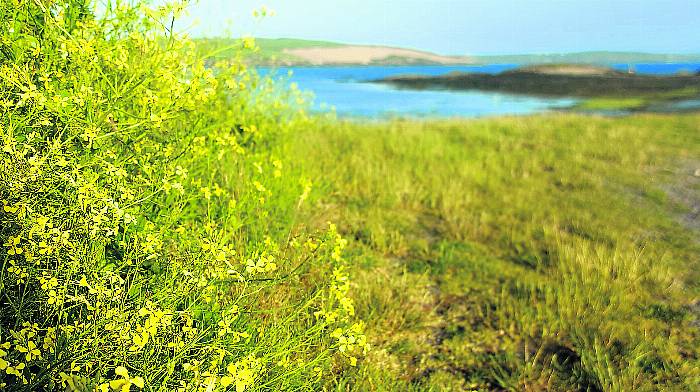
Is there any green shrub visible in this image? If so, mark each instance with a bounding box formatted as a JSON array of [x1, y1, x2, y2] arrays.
[[0, 0, 366, 390]]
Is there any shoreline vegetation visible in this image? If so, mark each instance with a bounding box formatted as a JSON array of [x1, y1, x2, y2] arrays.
[[2, 4, 700, 391]]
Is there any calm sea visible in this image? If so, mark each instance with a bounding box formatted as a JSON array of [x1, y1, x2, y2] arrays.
[[259, 63, 700, 118]]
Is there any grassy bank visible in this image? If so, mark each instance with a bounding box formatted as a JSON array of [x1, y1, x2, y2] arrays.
[[289, 114, 700, 390]]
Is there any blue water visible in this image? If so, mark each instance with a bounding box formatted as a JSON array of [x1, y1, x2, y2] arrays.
[[610, 63, 700, 74], [259, 63, 700, 118]]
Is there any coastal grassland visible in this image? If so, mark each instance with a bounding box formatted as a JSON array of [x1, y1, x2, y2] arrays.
[[3, 2, 700, 391], [289, 114, 700, 390]]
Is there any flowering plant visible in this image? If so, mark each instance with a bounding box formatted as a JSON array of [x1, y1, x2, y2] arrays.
[[0, 0, 366, 390]]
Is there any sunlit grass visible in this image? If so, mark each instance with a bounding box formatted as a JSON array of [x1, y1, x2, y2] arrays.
[[291, 114, 700, 390]]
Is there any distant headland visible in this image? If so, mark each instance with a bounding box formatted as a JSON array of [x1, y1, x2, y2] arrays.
[[196, 38, 700, 67]]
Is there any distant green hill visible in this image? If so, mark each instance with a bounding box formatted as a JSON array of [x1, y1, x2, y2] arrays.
[[195, 38, 345, 64], [255, 38, 345, 50], [195, 38, 700, 66], [195, 38, 472, 66]]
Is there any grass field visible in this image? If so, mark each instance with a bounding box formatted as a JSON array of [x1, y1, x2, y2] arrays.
[[288, 114, 700, 390]]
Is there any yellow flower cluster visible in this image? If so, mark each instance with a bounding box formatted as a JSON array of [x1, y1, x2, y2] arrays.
[[0, 323, 56, 385], [220, 355, 263, 392], [98, 366, 145, 392], [311, 224, 371, 367], [245, 254, 278, 275], [178, 353, 263, 392], [331, 322, 370, 366]]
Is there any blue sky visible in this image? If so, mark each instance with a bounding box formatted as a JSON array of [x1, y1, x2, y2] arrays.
[[180, 0, 700, 55]]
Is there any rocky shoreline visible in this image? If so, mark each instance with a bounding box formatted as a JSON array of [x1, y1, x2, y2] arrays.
[[374, 65, 700, 98]]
